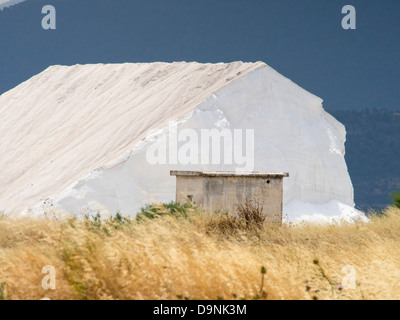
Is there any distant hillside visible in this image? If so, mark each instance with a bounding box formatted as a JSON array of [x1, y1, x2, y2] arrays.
[[330, 109, 400, 211]]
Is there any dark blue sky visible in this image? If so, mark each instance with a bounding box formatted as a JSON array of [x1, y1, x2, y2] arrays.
[[0, 0, 399, 111]]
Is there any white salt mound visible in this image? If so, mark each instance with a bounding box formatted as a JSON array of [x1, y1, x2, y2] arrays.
[[0, 61, 367, 223]]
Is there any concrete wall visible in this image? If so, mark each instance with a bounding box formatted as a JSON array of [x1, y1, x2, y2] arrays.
[[174, 173, 286, 222]]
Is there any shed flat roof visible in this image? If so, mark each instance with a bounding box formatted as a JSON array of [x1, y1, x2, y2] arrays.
[[170, 171, 289, 178]]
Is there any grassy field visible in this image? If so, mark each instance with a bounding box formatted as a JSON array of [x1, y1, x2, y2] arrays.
[[0, 204, 399, 300]]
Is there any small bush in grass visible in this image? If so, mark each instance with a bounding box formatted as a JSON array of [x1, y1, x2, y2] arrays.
[[136, 201, 196, 221], [0, 282, 6, 300], [234, 198, 265, 229], [391, 192, 400, 209]]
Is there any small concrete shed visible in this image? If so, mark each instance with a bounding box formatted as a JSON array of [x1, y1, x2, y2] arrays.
[[170, 171, 289, 222]]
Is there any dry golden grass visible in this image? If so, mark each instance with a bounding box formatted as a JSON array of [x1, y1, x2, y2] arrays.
[[1, 205, 400, 300]]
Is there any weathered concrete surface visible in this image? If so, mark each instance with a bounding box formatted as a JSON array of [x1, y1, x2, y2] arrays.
[[171, 171, 289, 222]]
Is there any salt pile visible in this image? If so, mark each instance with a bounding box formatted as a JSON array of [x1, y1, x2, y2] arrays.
[[0, 61, 367, 223]]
